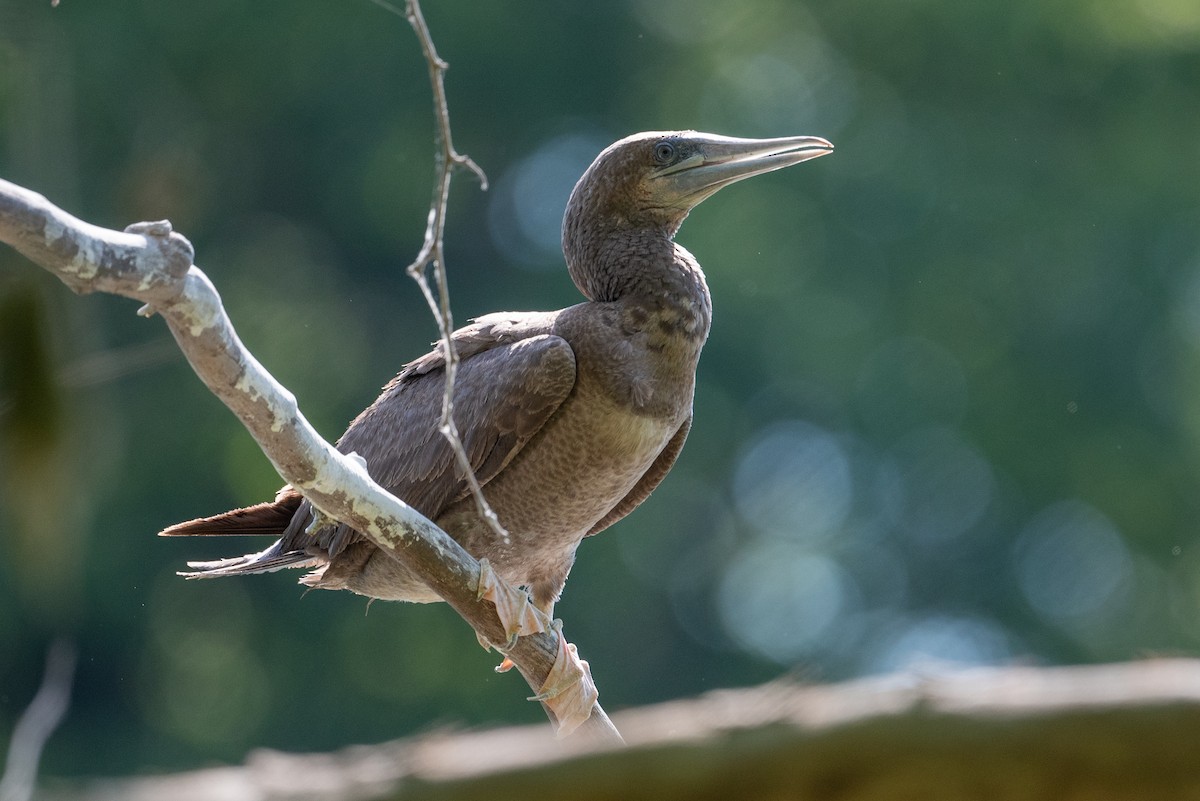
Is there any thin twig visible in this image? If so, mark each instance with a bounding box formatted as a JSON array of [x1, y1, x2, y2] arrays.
[[0, 639, 76, 801], [366, 0, 612, 735], [395, 0, 509, 545]]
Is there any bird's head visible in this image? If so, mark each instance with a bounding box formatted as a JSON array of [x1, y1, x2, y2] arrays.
[[561, 130, 833, 302], [564, 130, 834, 239]]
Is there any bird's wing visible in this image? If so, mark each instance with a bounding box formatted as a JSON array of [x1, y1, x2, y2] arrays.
[[585, 414, 691, 537], [284, 313, 577, 557]]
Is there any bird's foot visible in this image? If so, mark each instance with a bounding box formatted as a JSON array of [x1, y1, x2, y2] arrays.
[[529, 620, 598, 737], [475, 559, 551, 656]]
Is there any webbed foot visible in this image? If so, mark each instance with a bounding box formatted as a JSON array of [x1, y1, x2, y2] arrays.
[[529, 620, 598, 737], [475, 558, 550, 656]]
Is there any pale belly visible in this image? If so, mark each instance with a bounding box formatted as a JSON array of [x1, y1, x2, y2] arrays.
[[440, 388, 678, 587], [345, 392, 676, 604]]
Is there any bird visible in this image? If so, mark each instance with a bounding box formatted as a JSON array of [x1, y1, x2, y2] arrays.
[[162, 131, 833, 628]]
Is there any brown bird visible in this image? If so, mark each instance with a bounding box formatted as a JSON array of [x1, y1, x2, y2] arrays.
[[162, 131, 833, 626]]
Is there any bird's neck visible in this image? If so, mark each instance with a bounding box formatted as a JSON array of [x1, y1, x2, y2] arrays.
[[565, 224, 713, 343]]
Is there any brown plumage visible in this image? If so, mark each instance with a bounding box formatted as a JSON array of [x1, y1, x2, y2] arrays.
[[162, 131, 833, 617]]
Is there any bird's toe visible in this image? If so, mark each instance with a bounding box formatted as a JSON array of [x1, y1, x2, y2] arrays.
[[529, 621, 598, 737], [476, 558, 550, 652]]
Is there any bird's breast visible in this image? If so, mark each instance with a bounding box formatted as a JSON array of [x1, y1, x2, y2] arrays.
[[437, 381, 679, 583], [426, 300, 699, 592]]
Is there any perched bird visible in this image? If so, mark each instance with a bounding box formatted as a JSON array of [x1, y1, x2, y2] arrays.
[[162, 131, 833, 626]]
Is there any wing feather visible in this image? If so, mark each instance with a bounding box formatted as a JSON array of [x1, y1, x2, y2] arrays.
[[164, 312, 577, 578], [288, 319, 576, 557]]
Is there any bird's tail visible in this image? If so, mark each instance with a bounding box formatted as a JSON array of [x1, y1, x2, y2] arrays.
[[160, 488, 318, 578], [178, 545, 318, 578], [159, 489, 303, 537]]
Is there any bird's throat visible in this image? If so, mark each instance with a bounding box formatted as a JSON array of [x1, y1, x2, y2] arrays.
[[566, 225, 711, 333]]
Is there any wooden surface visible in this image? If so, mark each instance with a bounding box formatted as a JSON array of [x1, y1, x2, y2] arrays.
[[38, 659, 1200, 800]]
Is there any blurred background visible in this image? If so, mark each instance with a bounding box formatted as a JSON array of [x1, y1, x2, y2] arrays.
[[2, 0, 1199, 777]]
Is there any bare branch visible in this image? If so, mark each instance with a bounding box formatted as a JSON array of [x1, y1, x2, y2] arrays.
[[0, 639, 75, 801], [0, 0, 618, 741], [0, 178, 621, 742]]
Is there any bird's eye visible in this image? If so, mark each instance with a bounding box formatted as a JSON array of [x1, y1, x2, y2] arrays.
[[653, 141, 676, 165]]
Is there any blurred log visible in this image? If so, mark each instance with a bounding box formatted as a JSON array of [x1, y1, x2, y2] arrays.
[[36, 659, 1200, 800]]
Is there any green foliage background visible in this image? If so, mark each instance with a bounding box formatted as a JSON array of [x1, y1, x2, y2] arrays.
[[2, 0, 1199, 776]]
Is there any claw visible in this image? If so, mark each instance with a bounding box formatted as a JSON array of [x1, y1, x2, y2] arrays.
[[476, 559, 550, 655], [529, 620, 598, 737]]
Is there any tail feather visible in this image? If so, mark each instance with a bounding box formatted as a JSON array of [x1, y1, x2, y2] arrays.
[[160, 490, 303, 538], [179, 545, 317, 579], [163, 488, 317, 579]]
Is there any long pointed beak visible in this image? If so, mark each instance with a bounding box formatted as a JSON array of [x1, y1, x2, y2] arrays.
[[657, 133, 834, 206]]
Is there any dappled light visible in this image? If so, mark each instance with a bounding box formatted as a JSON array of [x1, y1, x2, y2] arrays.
[[866, 614, 1013, 674], [719, 541, 854, 663], [882, 426, 994, 546], [1014, 500, 1134, 632], [487, 131, 610, 271], [733, 420, 853, 543]]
